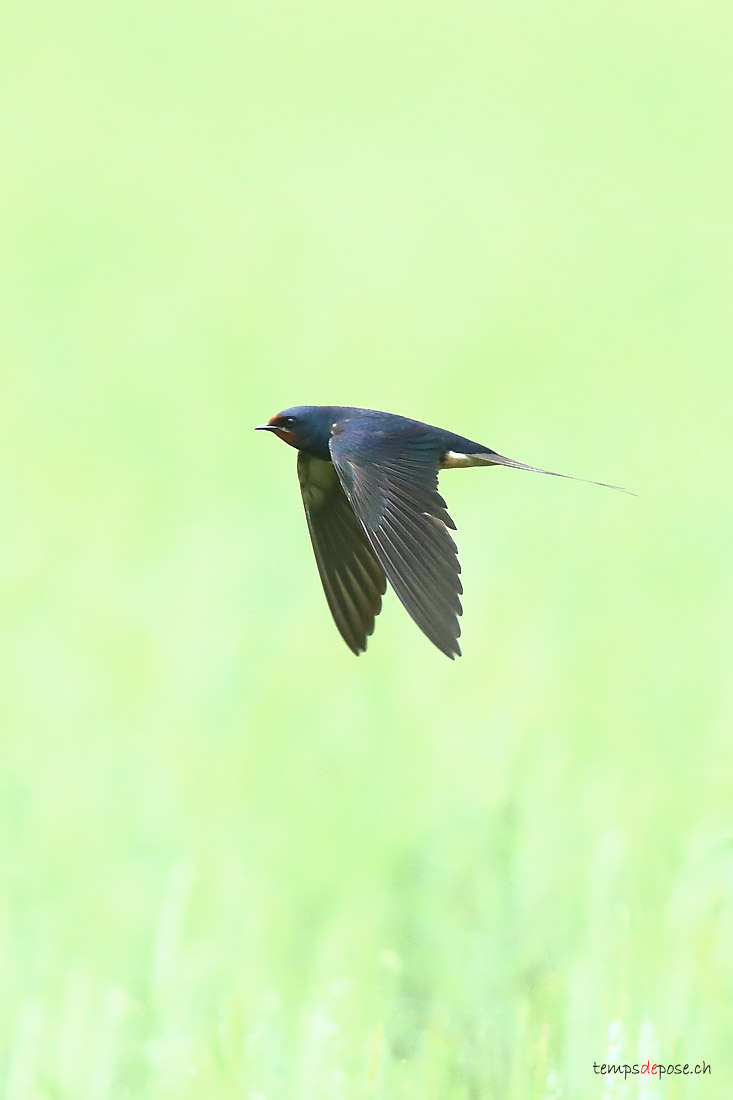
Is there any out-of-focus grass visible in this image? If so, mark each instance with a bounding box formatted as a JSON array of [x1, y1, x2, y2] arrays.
[[1, 0, 731, 1096]]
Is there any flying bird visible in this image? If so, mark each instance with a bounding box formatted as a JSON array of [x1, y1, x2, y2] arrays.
[[256, 405, 628, 658]]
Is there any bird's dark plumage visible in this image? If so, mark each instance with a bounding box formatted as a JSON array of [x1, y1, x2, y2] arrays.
[[296, 450, 387, 654], [256, 405, 628, 657]]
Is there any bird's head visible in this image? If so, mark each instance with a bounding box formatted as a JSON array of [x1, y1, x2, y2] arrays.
[[255, 406, 335, 459], [255, 410, 300, 448]]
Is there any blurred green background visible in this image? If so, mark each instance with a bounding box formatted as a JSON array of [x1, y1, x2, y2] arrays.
[[2, 0, 731, 1096]]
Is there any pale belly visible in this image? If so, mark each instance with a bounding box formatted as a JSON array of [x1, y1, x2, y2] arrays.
[[440, 450, 495, 469]]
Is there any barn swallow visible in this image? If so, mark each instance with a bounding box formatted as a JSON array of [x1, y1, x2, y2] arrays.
[[256, 405, 629, 658]]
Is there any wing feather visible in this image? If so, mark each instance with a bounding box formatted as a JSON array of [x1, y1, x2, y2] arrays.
[[297, 452, 386, 654], [329, 427, 463, 658]]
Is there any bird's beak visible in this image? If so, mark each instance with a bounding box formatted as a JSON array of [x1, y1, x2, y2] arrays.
[[254, 423, 275, 431]]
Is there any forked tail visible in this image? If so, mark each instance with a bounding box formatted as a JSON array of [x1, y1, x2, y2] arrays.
[[486, 452, 636, 495]]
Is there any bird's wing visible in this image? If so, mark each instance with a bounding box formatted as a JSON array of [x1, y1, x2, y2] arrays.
[[297, 451, 387, 655], [329, 424, 463, 658]]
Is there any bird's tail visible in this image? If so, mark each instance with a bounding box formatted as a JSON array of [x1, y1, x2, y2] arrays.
[[480, 452, 636, 495]]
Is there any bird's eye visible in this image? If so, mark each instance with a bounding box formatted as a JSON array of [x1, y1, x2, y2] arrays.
[[283, 416, 296, 426]]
